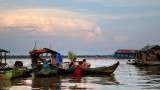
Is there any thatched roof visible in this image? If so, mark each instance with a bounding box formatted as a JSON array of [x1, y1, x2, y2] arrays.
[[139, 45, 160, 51], [0, 48, 10, 53]]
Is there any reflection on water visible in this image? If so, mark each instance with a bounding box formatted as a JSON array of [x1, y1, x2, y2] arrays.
[[135, 66, 160, 89], [1, 59, 160, 90]]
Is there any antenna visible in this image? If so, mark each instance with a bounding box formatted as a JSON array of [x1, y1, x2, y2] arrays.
[[49, 44, 52, 49], [34, 40, 37, 49]]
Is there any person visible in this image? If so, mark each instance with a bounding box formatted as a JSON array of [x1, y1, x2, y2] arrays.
[[69, 57, 78, 69], [51, 54, 56, 66], [81, 59, 88, 68], [73, 58, 78, 68], [60, 58, 66, 69]]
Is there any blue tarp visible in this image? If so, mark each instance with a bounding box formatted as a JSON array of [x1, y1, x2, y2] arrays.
[[44, 48, 61, 64]]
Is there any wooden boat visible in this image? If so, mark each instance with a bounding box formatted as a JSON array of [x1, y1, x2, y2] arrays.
[[0, 49, 31, 79], [30, 48, 119, 75], [59, 61, 119, 75], [137, 60, 160, 66], [126, 60, 137, 65], [29, 48, 62, 75], [0, 68, 32, 79], [33, 62, 60, 75]]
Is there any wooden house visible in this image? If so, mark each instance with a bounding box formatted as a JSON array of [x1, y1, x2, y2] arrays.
[[138, 45, 160, 61], [114, 49, 138, 58]]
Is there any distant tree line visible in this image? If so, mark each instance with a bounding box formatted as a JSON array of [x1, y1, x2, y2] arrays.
[[61, 55, 112, 58], [1, 55, 112, 59], [6, 55, 31, 58]]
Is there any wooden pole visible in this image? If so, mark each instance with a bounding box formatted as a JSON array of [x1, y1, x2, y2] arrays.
[[5, 52, 6, 66], [0, 52, 2, 63]]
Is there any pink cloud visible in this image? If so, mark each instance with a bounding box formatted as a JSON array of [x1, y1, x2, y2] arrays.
[[114, 35, 129, 43], [0, 9, 104, 43]]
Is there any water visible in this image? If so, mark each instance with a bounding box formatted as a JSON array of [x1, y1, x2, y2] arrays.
[[1, 58, 160, 90]]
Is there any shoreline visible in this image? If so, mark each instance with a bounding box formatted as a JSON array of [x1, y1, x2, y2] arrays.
[[6, 57, 136, 60]]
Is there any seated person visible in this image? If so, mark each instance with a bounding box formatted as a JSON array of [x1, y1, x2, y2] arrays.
[[60, 58, 66, 69], [81, 59, 88, 68], [69, 58, 78, 69], [51, 54, 56, 66]]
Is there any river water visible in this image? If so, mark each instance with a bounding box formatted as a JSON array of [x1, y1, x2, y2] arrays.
[[1, 58, 160, 90]]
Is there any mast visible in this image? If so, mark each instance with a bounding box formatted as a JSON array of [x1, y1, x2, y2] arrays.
[[45, 44, 52, 60], [34, 40, 37, 49]]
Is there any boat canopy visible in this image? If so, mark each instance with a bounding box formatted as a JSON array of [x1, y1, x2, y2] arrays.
[[29, 48, 62, 64]]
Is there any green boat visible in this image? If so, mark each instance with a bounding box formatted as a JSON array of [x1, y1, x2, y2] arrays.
[[59, 61, 119, 75], [0, 69, 31, 79], [0, 48, 32, 79]]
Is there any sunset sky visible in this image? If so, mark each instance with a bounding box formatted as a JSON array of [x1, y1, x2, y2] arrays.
[[0, 0, 160, 55]]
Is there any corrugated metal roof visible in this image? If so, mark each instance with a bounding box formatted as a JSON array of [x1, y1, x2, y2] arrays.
[[115, 49, 138, 54]]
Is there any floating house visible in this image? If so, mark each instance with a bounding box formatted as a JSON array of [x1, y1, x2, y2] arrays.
[[138, 45, 160, 61], [114, 49, 138, 58]]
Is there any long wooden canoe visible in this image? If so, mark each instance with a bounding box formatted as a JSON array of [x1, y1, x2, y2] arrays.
[[59, 61, 119, 75]]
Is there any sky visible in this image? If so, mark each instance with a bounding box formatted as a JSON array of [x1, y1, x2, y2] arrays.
[[0, 0, 160, 55]]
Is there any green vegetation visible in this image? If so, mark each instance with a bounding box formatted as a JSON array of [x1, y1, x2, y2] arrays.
[[6, 55, 31, 59], [68, 51, 76, 61]]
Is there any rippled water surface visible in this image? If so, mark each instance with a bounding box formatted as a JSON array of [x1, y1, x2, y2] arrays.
[[1, 58, 160, 90]]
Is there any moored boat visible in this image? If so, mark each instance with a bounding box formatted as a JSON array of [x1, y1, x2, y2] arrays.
[[136, 60, 160, 66], [126, 60, 137, 65], [29, 48, 62, 75], [0, 68, 31, 79], [0, 48, 31, 79]]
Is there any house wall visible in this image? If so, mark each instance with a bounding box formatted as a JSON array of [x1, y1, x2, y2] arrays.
[[129, 53, 137, 57], [114, 53, 125, 57], [114, 53, 137, 58]]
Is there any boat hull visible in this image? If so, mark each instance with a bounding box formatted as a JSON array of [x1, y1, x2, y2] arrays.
[[137, 61, 160, 66], [126, 61, 137, 65], [33, 64, 59, 76], [59, 61, 119, 75], [0, 69, 31, 79]]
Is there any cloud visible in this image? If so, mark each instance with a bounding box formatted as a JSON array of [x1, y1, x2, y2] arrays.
[[0, 8, 104, 43], [114, 35, 129, 43]]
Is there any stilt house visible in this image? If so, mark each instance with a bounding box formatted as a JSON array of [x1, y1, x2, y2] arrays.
[[138, 45, 160, 61]]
